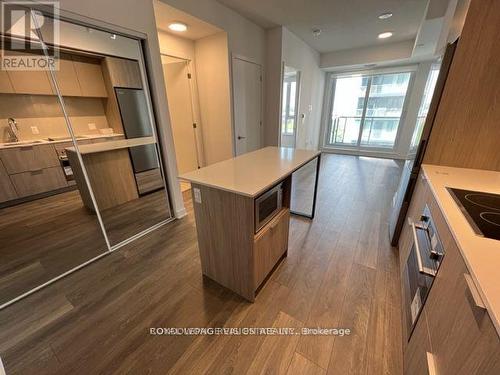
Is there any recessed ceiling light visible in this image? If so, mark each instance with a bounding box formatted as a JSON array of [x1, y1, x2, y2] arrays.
[[378, 12, 393, 20], [168, 22, 188, 32], [110, 34, 117, 40], [312, 28, 322, 37], [378, 31, 393, 39]]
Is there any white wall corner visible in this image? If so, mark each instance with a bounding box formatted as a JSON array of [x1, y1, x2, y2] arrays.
[[175, 207, 188, 219], [0, 356, 6, 375]]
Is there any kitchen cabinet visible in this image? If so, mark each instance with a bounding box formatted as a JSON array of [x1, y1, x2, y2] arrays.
[[10, 166, 68, 198], [253, 208, 290, 289], [403, 310, 433, 375], [0, 69, 14, 93], [0, 144, 60, 174], [6, 53, 53, 95], [0, 159, 17, 203], [401, 171, 500, 374], [51, 54, 82, 97], [103, 57, 142, 89], [72, 55, 108, 97]]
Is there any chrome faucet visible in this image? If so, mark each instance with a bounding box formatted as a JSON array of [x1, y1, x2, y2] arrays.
[[7, 118, 19, 142]]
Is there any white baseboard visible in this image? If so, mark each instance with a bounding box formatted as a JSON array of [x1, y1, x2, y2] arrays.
[[175, 207, 187, 219]]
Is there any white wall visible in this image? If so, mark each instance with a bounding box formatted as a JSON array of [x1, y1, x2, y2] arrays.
[[264, 27, 283, 146], [195, 33, 233, 165], [263, 27, 325, 150], [160, 0, 266, 66], [281, 28, 325, 150], [52, 0, 186, 218]]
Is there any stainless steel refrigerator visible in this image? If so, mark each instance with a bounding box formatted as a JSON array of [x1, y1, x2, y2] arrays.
[[389, 41, 458, 245]]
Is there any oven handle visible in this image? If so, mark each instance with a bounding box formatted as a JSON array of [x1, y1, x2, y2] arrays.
[[410, 221, 437, 277]]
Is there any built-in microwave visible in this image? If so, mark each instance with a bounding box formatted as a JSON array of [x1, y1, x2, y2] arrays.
[[403, 204, 445, 341], [255, 183, 283, 233]]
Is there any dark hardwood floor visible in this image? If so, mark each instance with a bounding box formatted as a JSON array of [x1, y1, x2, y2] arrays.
[[0, 153, 404, 374], [0, 189, 171, 305]]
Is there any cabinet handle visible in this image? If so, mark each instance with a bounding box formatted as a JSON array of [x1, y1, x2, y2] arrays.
[[426, 352, 438, 375], [464, 273, 486, 311]]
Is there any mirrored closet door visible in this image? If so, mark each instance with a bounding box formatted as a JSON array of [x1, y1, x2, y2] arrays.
[[0, 7, 172, 307]]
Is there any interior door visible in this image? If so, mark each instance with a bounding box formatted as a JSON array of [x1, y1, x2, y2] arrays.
[[162, 59, 199, 173], [232, 57, 262, 155]]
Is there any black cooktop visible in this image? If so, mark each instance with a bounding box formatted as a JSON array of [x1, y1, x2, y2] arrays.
[[448, 188, 500, 241]]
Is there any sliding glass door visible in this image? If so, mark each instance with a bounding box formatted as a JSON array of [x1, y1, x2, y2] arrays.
[[326, 71, 412, 151]]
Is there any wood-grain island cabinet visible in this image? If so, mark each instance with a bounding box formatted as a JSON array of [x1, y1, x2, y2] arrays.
[[399, 170, 500, 375], [180, 147, 320, 302]]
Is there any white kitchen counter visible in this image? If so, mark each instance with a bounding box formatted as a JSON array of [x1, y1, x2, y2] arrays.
[[0, 133, 124, 149], [65, 136, 155, 154], [422, 164, 500, 335], [179, 147, 320, 197]]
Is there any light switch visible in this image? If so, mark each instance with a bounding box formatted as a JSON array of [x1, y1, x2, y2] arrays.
[[30, 126, 39, 135], [88, 123, 96, 130], [193, 188, 202, 204]]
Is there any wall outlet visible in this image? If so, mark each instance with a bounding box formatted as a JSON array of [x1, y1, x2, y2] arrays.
[[88, 123, 96, 130], [308, 104, 313, 112], [193, 188, 202, 204], [30, 126, 39, 135]]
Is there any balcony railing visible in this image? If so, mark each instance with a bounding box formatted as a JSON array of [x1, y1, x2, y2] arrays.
[[328, 116, 401, 148]]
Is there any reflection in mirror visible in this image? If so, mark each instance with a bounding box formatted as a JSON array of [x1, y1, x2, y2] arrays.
[[281, 66, 300, 148], [0, 41, 109, 306], [290, 158, 318, 216]]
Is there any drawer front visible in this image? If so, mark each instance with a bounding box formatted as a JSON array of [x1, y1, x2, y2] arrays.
[[404, 310, 432, 375], [253, 209, 290, 289], [0, 159, 17, 203], [135, 168, 164, 195], [0, 144, 60, 174], [10, 167, 67, 197]]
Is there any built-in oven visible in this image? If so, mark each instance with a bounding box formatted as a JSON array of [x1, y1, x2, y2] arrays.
[[403, 204, 445, 340], [255, 183, 283, 233]]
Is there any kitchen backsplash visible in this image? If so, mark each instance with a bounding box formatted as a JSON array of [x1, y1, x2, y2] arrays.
[[0, 94, 111, 141]]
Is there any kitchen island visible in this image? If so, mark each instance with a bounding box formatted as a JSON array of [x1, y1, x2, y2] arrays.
[[180, 147, 321, 301], [66, 136, 157, 211]]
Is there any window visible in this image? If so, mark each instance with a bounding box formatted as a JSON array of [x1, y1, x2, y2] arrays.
[[326, 71, 412, 150]]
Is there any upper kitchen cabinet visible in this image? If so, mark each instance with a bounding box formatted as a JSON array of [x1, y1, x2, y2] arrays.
[[6, 52, 53, 95], [71, 55, 108, 97], [103, 57, 143, 89], [0, 69, 14, 93], [50, 53, 81, 97]]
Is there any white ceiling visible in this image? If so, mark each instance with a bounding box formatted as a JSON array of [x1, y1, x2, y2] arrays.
[[154, 1, 222, 41], [215, 0, 430, 53]]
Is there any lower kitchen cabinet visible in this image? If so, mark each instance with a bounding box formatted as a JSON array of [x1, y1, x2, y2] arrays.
[[253, 208, 289, 289], [404, 310, 433, 375], [0, 159, 17, 203], [10, 167, 68, 198], [401, 172, 500, 374], [0, 144, 60, 174]]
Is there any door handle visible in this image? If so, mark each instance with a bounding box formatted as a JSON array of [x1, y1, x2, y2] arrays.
[[237, 136, 246, 140], [410, 221, 436, 277]]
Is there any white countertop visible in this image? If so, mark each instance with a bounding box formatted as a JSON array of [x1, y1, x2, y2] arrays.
[[422, 164, 500, 335], [179, 147, 321, 197], [65, 136, 156, 155], [0, 133, 124, 149]]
